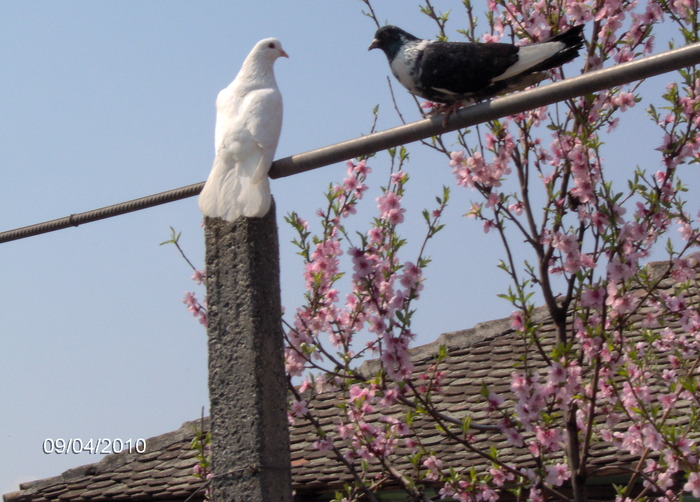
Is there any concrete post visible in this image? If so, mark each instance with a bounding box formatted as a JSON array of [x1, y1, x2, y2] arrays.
[[204, 199, 292, 501]]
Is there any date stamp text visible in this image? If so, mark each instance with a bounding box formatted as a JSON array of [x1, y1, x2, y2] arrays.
[[42, 438, 147, 455]]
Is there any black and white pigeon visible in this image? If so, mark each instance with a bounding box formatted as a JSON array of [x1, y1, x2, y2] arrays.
[[369, 25, 585, 107]]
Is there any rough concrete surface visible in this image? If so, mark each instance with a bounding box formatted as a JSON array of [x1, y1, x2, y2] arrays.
[[204, 200, 292, 501]]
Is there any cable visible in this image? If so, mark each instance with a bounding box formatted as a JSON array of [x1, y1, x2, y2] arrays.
[[1, 41, 699, 244], [0, 182, 204, 243]]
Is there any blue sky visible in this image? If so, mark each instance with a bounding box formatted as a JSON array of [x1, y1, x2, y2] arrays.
[[1, 1, 698, 496]]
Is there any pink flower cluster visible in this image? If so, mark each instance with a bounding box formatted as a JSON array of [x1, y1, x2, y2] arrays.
[[449, 141, 513, 190], [331, 383, 412, 462], [657, 80, 700, 169], [551, 134, 602, 204], [183, 290, 207, 326], [285, 157, 445, 384]]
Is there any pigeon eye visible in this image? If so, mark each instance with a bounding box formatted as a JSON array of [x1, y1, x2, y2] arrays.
[[268, 42, 275, 49]]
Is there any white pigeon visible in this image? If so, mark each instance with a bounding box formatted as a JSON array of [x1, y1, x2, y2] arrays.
[[198, 38, 288, 221]]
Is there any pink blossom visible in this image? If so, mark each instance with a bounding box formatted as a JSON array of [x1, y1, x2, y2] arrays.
[[511, 310, 525, 332], [670, 0, 694, 19], [449, 150, 465, 167], [545, 362, 567, 388], [290, 399, 308, 417], [381, 333, 414, 380], [566, 2, 593, 22], [529, 487, 545, 502], [608, 291, 640, 316], [376, 191, 405, 224], [368, 316, 387, 335], [348, 384, 374, 404], [676, 437, 693, 455], [511, 371, 528, 396], [489, 466, 513, 487], [183, 291, 207, 326], [655, 170, 667, 185], [591, 211, 610, 231], [390, 170, 407, 184], [313, 438, 334, 452], [581, 285, 606, 310], [400, 261, 423, 291], [191, 269, 206, 285], [385, 207, 405, 224], [350, 247, 372, 280], [347, 158, 370, 176], [485, 191, 500, 208], [342, 175, 358, 192], [607, 255, 636, 283], [611, 91, 637, 111], [439, 484, 455, 499], [580, 253, 597, 269], [544, 463, 570, 487], [423, 455, 443, 480], [379, 387, 399, 407], [298, 378, 311, 393], [487, 392, 504, 411], [509, 200, 524, 215], [685, 472, 700, 498], [501, 422, 524, 447], [671, 256, 698, 281], [367, 226, 383, 244], [479, 485, 499, 502], [183, 291, 199, 312], [678, 221, 695, 241], [391, 420, 410, 437]]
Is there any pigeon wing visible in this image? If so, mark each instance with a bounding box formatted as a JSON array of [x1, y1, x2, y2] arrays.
[[241, 87, 283, 184], [418, 41, 519, 99], [199, 87, 282, 221]]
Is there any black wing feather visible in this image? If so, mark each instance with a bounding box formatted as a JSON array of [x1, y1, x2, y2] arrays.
[[418, 42, 519, 100]]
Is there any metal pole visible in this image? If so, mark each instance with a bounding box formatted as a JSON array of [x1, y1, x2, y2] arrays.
[[268, 41, 700, 178], [0, 41, 699, 244]]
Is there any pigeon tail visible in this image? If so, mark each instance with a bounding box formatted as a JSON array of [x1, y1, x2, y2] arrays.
[[525, 24, 585, 75], [199, 148, 273, 221], [198, 174, 272, 221], [494, 25, 585, 82]]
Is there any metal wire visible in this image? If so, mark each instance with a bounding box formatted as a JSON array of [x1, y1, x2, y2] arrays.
[[1, 41, 699, 244], [0, 182, 204, 243], [268, 41, 700, 178]]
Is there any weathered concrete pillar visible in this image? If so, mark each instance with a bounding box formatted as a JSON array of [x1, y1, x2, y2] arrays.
[[204, 199, 292, 501]]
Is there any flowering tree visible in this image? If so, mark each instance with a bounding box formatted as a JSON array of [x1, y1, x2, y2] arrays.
[[280, 0, 700, 501], [172, 0, 699, 499]]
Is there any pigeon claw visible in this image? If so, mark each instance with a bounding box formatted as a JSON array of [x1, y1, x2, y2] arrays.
[[429, 102, 464, 127]]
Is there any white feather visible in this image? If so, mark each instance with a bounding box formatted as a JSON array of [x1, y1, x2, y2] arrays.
[[390, 39, 431, 95], [199, 38, 287, 221], [492, 41, 565, 82]]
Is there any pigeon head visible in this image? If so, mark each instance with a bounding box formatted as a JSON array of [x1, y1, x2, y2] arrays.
[[252, 38, 290, 62], [368, 25, 418, 61]]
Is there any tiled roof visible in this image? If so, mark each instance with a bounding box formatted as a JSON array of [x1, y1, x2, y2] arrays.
[[5, 257, 697, 501]]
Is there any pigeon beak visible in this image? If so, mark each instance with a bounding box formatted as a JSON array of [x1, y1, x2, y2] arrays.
[[279, 49, 289, 58], [368, 39, 379, 51]]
